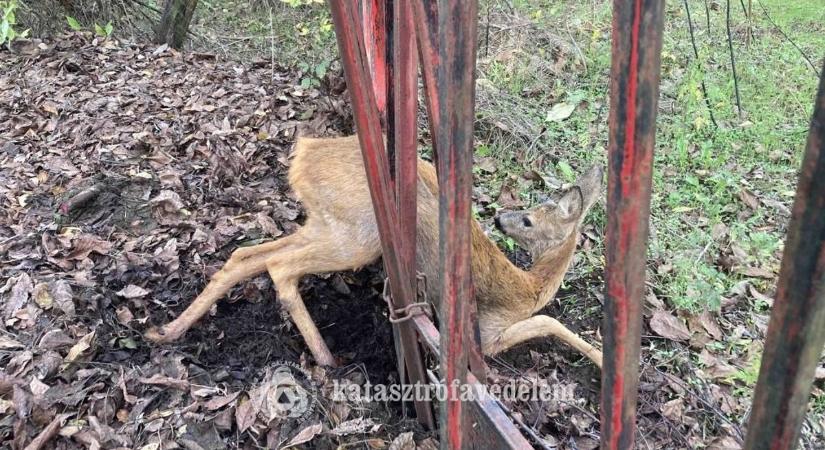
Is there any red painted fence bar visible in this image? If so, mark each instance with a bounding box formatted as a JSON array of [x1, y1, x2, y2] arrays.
[[360, 0, 388, 125], [431, 0, 479, 448], [601, 0, 665, 449], [743, 61, 825, 450], [327, 0, 434, 429]]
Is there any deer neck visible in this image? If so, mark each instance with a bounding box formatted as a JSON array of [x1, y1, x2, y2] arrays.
[[471, 223, 541, 318], [528, 231, 579, 314]]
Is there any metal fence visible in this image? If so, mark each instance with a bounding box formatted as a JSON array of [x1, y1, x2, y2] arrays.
[[327, 0, 825, 448]]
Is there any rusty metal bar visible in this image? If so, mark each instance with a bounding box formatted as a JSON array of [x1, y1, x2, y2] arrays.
[[392, 0, 418, 265], [601, 0, 665, 449], [411, 0, 440, 162], [360, 0, 388, 127], [743, 61, 825, 450], [328, 0, 434, 429], [432, 0, 480, 448]]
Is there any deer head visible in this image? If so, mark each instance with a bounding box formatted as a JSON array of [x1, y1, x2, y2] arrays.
[[494, 165, 603, 258]]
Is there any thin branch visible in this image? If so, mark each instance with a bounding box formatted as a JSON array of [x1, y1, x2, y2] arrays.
[[726, 0, 744, 119], [737, 0, 756, 43], [484, 1, 491, 57], [683, 0, 719, 128], [755, 0, 819, 75]]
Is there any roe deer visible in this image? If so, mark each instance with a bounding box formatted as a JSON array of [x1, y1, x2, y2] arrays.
[[145, 135, 604, 368]]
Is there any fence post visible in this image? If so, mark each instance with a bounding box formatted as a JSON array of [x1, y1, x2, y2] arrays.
[[743, 61, 825, 450], [601, 0, 666, 448], [432, 0, 480, 448]]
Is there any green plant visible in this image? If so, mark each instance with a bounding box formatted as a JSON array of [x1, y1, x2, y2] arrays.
[[297, 58, 330, 88], [66, 15, 81, 31], [67, 16, 114, 38], [94, 21, 114, 37], [1, 0, 29, 47]]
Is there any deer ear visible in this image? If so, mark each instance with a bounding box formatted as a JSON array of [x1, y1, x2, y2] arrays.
[[557, 186, 583, 220]]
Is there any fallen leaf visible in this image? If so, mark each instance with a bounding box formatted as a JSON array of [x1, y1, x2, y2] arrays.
[[52, 280, 75, 317], [234, 396, 257, 433], [545, 102, 576, 122], [0, 335, 24, 350], [205, 391, 240, 410], [738, 188, 759, 210], [65, 234, 112, 261], [476, 157, 497, 173], [32, 283, 53, 309], [138, 374, 189, 390], [150, 190, 185, 213], [284, 423, 323, 448], [660, 398, 684, 421], [330, 417, 377, 436], [115, 306, 134, 324], [388, 432, 414, 450], [63, 331, 96, 366], [496, 183, 523, 209], [735, 266, 775, 279], [3, 273, 32, 319], [116, 284, 149, 299], [649, 310, 692, 341], [689, 310, 723, 340], [708, 435, 742, 450], [39, 329, 75, 350]]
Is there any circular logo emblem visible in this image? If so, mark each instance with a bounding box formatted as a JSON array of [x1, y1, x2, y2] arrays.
[[265, 361, 317, 421]]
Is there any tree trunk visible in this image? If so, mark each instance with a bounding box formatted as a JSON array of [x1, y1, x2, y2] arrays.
[[155, 0, 198, 49]]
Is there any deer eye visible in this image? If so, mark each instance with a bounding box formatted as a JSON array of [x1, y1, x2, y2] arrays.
[[522, 216, 533, 227]]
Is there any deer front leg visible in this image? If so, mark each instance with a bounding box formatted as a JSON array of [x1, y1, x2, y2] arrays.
[[145, 235, 303, 343], [485, 315, 603, 368]]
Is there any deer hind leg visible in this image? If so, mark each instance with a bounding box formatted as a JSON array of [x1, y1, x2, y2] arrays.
[[484, 315, 603, 368], [145, 233, 309, 343], [264, 232, 380, 367]]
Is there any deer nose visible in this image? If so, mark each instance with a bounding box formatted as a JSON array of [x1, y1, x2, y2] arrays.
[[493, 216, 502, 230]]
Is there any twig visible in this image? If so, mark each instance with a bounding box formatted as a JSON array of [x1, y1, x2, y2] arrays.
[[24, 413, 72, 450], [746, 0, 753, 47], [565, 23, 587, 72], [58, 183, 105, 215], [755, 0, 819, 75], [484, 1, 491, 57], [683, 0, 719, 128], [703, 0, 712, 36], [737, 0, 756, 42], [726, 0, 744, 119]]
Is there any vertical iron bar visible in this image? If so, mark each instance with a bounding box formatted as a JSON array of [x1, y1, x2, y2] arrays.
[[393, 0, 418, 247], [601, 0, 665, 449], [434, 0, 480, 448], [328, 0, 434, 429], [360, 0, 388, 127], [411, 0, 440, 164], [389, 0, 435, 428], [743, 61, 825, 450]]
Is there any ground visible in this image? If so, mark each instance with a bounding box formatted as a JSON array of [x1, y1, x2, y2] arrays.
[[1, 0, 824, 449]]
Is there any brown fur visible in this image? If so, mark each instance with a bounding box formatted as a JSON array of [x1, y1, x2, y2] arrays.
[[145, 135, 603, 367]]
